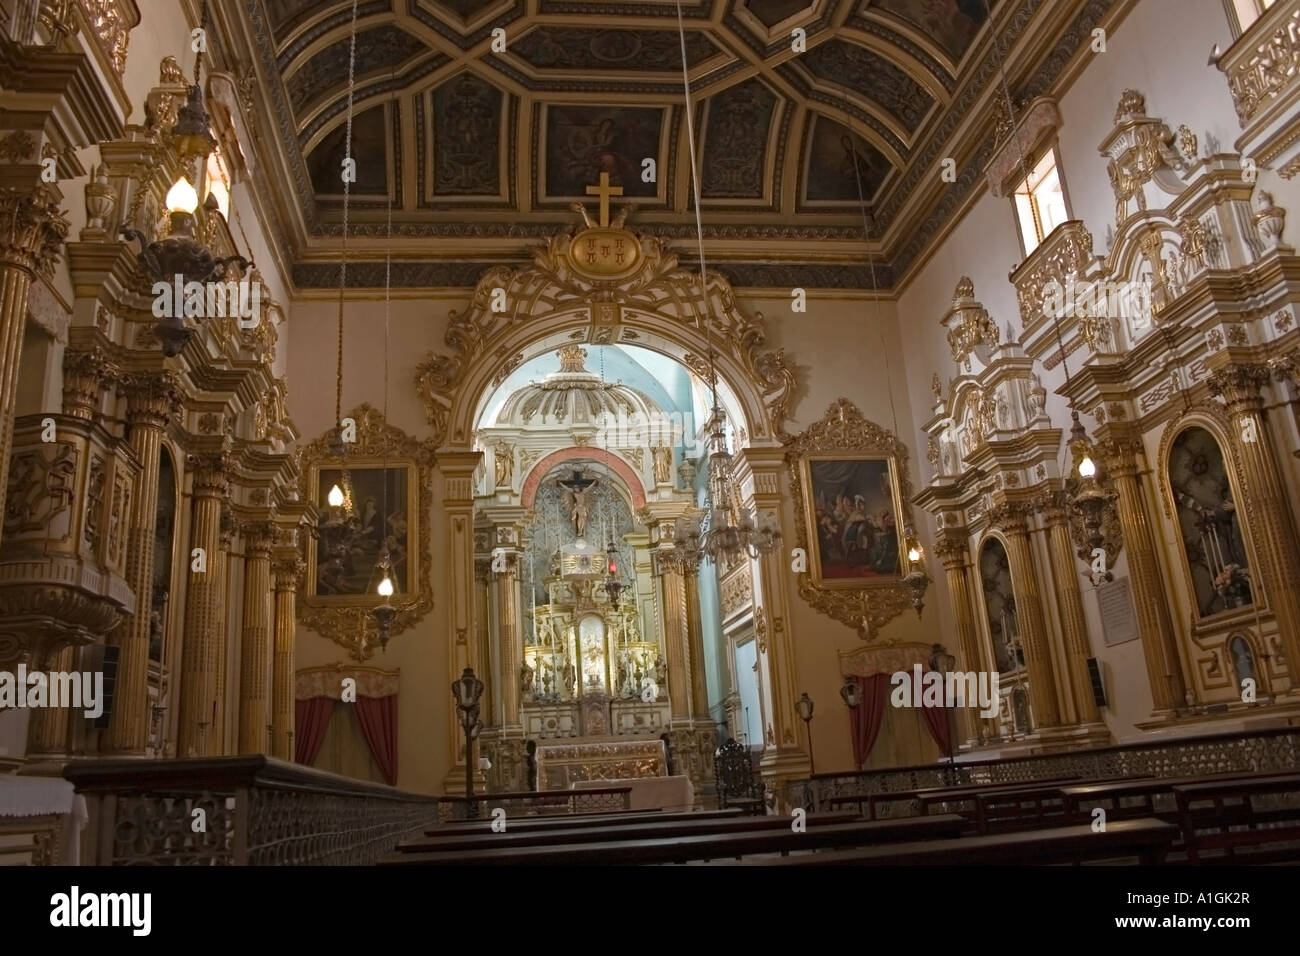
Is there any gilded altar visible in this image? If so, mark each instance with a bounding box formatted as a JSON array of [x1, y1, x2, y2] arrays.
[[535, 737, 668, 790]]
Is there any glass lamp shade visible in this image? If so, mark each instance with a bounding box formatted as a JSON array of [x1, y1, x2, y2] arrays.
[[795, 692, 815, 722], [452, 668, 485, 709], [327, 484, 345, 507], [166, 177, 200, 214], [377, 574, 394, 598], [1078, 455, 1097, 478], [840, 678, 861, 709]]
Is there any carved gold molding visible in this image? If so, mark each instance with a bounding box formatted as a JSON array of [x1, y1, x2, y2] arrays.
[[784, 398, 919, 640], [415, 220, 796, 447], [297, 403, 436, 661]]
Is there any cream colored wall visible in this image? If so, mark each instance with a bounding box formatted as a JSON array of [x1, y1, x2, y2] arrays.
[[894, 0, 1271, 742]]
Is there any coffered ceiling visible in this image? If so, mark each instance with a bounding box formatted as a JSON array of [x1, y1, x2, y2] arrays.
[[216, 0, 1121, 289]]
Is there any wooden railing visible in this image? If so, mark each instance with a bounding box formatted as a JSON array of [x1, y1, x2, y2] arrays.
[[784, 726, 1300, 811], [433, 787, 633, 823], [64, 756, 440, 865]]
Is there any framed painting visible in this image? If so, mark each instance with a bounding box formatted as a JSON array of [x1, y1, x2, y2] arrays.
[[309, 462, 417, 601], [298, 403, 436, 660], [786, 398, 922, 639], [800, 455, 906, 585]]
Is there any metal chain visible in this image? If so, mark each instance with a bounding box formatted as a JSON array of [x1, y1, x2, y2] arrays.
[[335, 0, 361, 433]]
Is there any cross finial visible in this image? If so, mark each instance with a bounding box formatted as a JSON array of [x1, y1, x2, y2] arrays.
[[585, 172, 623, 228]]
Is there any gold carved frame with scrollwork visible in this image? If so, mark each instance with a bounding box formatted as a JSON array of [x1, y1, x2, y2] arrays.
[[298, 403, 435, 661], [786, 398, 922, 640]]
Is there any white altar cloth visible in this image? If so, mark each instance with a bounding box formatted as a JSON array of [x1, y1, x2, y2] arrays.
[[571, 774, 694, 812]]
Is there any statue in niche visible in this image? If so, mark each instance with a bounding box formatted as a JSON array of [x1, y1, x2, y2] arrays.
[[561, 658, 576, 700], [940, 432, 957, 475], [654, 655, 666, 687], [1026, 372, 1046, 419], [494, 442, 514, 488], [652, 444, 672, 485], [520, 662, 535, 701], [997, 394, 1011, 429]]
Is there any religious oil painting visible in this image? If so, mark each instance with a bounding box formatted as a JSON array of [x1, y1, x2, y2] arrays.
[[1167, 425, 1253, 618], [803, 115, 889, 203], [312, 463, 416, 601], [544, 105, 662, 199], [802, 455, 905, 584]]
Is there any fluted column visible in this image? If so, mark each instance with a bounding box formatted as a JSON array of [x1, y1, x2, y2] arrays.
[[439, 451, 483, 794], [1209, 364, 1300, 681], [1038, 494, 1101, 725], [0, 183, 69, 552], [212, 512, 235, 754], [178, 453, 229, 757], [992, 505, 1060, 728], [934, 532, 987, 745], [271, 552, 304, 761], [494, 548, 523, 729], [103, 370, 183, 753], [654, 548, 691, 725], [26, 347, 118, 757], [237, 521, 277, 754], [683, 566, 711, 722], [1100, 439, 1185, 712]]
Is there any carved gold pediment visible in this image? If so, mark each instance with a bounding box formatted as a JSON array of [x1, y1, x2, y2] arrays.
[[1011, 220, 1096, 327], [415, 225, 796, 447]]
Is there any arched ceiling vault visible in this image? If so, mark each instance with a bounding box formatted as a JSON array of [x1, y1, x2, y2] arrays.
[[217, 0, 1118, 290]]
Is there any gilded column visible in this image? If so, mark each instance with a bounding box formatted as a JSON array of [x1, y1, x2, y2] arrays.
[[494, 548, 523, 729], [270, 552, 305, 761], [933, 531, 986, 745], [474, 558, 495, 727], [1209, 364, 1300, 679], [654, 546, 691, 725], [177, 452, 228, 757], [439, 451, 482, 794], [237, 521, 277, 754], [992, 505, 1060, 728], [26, 347, 117, 756], [212, 510, 236, 754], [1038, 493, 1101, 725], [683, 566, 711, 722], [103, 370, 183, 753], [0, 182, 68, 552], [1100, 439, 1185, 712]]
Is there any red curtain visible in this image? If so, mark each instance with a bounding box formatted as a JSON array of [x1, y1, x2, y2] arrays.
[[920, 693, 952, 759], [295, 697, 335, 766], [355, 694, 399, 786], [849, 674, 890, 768]]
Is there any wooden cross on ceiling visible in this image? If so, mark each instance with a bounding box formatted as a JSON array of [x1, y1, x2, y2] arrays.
[[585, 172, 623, 228]]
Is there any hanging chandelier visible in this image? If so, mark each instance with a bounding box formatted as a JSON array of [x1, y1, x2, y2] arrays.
[[663, 2, 780, 571]]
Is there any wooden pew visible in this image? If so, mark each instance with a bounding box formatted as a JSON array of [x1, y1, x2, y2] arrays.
[[395, 810, 858, 855], [826, 775, 1082, 823], [1060, 769, 1285, 822], [1173, 772, 1300, 864], [378, 814, 967, 866], [719, 819, 1179, 866], [421, 808, 733, 838]]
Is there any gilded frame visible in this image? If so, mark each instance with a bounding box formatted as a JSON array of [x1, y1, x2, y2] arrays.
[[796, 453, 908, 588], [785, 398, 921, 639], [298, 403, 436, 661]]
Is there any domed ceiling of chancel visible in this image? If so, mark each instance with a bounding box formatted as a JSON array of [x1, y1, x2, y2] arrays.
[[493, 345, 664, 430], [233, 0, 1110, 289]]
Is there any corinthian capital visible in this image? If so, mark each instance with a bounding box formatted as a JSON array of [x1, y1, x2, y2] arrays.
[[241, 521, 280, 556], [272, 554, 306, 589], [187, 451, 231, 498], [119, 369, 185, 428], [61, 345, 118, 419], [988, 501, 1030, 535], [0, 183, 70, 276], [1207, 363, 1272, 408], [933, 532, 970, 569]]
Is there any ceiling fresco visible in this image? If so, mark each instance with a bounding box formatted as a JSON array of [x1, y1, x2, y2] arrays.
[[226, 0, 1114, 288]]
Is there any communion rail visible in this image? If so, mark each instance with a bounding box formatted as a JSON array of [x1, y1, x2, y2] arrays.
[[786, 726, 1300, 812], [433, 787, 633, 823], [64, 756, 440, 865]]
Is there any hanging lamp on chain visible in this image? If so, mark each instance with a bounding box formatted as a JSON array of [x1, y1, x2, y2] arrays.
[[663, 0, 780, 570]]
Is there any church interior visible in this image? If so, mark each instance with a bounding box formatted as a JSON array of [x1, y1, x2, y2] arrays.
[[2, 0, 1300, 874]]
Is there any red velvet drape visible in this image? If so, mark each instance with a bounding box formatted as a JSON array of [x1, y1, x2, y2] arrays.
[[920, 694, 952, 758], [295, 697, 335, 766], [354, 694, 399, 786], [849, 674, 890, 768]]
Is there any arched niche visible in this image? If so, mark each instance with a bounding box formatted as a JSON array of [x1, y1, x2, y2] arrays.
[[977, 535, 1022, 675], [1158, 417, 1256, 620]]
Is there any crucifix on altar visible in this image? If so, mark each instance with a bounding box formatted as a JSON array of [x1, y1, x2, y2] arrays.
[[585, 172, 623, 228]]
